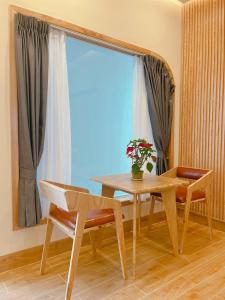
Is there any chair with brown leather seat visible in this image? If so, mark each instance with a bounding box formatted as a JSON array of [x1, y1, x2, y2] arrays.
[[39, 180, 127, 300], [149, 167, 213, 253]]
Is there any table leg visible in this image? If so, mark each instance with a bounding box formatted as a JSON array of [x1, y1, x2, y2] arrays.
[[101, 185, 115, 198], [137, 195, 141, 236], [133, 194, 138, 277], [161, 188, 179, 256]]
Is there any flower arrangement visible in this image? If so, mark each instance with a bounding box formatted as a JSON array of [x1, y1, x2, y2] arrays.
[[126, 138, 156, 180]]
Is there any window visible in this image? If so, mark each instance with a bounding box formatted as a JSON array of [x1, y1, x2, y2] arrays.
[[11, 7, 173, 228], [66, 37, 135, 194]]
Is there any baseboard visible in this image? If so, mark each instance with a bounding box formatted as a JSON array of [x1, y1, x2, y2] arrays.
[[0, 237, 72, 274], [1, 210, 223, 274], [188, 210, 225, 232], [0, 213, 155, 273]]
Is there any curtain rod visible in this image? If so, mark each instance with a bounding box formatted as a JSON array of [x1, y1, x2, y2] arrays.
[[51, 25, 143, 57]]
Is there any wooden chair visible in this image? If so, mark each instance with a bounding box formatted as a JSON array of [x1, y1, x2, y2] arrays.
[[149, 167, 213, 253], [39, 180, 127, 300]]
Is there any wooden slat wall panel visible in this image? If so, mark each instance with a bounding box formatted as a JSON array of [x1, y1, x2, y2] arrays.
[[179, 0, 225, 221]]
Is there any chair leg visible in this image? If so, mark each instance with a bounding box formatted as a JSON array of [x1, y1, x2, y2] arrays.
[[40, 218, 54, 275], [114, 204, 127, 280], [89, 230, 97, 256], [65, 211, 86, 300], [148, 196, 155, 232], [177, 207, 184, 226], [205, 192, 213, 240], [180, 201, 191, 254], [96, 227, 105, 249]]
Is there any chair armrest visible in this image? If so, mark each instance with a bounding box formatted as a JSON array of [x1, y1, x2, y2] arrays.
[[43, 181, 89, 194], [187, 170, 213, 194], [160, 167, 178, 178]]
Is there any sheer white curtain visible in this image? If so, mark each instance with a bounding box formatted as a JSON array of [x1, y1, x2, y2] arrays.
[[37, 28, 71, 217], [120, 55, 157, 219], [132, 56, 156, 174]]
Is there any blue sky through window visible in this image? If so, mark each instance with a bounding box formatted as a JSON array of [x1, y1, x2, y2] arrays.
[[66, 37, 134, 195]]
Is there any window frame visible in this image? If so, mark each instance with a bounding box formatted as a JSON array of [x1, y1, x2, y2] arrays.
[[10, 5, 175, 230]]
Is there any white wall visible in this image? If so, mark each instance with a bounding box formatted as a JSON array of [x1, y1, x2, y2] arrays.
[[0, 0, 182, 255]]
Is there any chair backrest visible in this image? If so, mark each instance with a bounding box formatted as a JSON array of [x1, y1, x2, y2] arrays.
[[40, 180, 118, 213], [176, 167, 209, 180]]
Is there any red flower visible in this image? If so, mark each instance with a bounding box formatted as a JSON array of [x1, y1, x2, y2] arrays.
[[126, 146, 134, 155], [139, 143, 153, 148]]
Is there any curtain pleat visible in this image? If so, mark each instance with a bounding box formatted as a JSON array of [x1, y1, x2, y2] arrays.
[[15, 13, 49, 226], [37, 28, 72, 217], [143, 56, 175, 175]]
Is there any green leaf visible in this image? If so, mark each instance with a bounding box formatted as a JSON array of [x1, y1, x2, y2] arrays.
[[132, 163, 140, 174], [146, 162, 153, 173]]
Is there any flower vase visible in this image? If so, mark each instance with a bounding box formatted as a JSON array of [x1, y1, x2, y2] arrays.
[[131, 170, 144, 181]]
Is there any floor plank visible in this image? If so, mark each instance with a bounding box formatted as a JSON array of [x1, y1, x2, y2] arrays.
[[1, 221, 225, 300]]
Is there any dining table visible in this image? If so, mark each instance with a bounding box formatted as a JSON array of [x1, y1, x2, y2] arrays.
[[91, 173, 186, 277]]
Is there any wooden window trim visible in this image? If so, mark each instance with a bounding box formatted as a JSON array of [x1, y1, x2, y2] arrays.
[[9, 5, 175, 230]]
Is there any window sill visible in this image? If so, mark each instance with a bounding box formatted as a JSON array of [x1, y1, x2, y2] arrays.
[[13, 218, 47, 231]]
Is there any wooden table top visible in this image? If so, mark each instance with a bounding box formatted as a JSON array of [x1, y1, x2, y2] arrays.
[[91, 173, 186, 195]]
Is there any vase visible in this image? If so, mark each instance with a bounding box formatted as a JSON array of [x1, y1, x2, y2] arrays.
[[131, 170, 144, 181]]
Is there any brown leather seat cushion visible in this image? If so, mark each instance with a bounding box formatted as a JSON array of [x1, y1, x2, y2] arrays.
[[50, 207, 116, 230], [151, 187, 205, 204], [177, 167, 208, 180], [176, 186, 205, 203]]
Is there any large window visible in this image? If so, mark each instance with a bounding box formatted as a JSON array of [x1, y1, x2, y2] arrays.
[[66, 37, 135, 194]]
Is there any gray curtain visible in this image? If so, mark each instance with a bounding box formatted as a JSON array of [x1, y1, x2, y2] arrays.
[[143, 56, 175, 175], [15, 13, 49, 227]]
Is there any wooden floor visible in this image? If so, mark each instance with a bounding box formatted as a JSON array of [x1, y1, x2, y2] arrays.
[[1, 220, 225, 299]]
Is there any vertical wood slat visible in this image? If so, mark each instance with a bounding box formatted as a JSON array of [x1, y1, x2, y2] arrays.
[[180, 0, 225, 221]]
